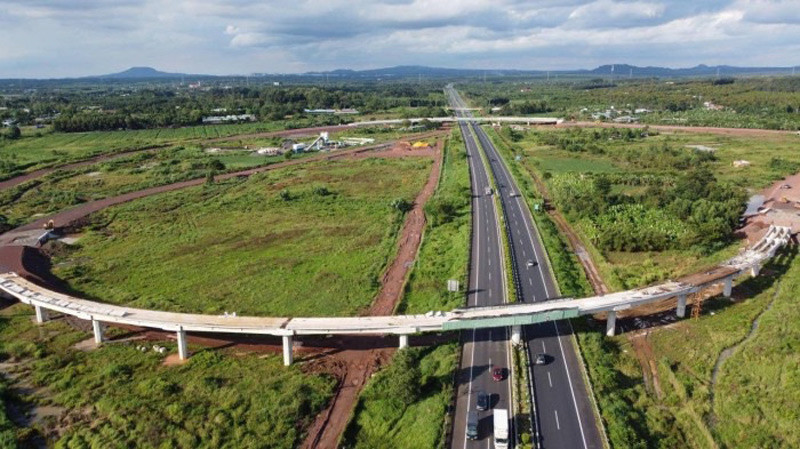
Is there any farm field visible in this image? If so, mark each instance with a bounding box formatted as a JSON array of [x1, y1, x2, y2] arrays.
[[0, 303, 334, 448], [487, 125, 800, 290], [51, 156, 433, 316], [342, 130, 470, 448]]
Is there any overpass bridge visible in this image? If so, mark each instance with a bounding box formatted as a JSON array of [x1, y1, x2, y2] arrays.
[[349, 116, 563, 126], [0, 226, 790, 365]]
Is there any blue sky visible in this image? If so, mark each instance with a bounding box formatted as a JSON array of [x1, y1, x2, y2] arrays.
[[1, 0, 798, 77]]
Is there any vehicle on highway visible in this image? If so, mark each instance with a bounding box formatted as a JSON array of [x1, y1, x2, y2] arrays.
[[467, 411, 479, 440], [485, 186, 493, 196], [534, 353, 548, 365], [477, 390, 490, 410], [492, 366, 504, 381], [493, 409, 510, 449], [526, 259, 537, 268], [509, 191, 519, 198]]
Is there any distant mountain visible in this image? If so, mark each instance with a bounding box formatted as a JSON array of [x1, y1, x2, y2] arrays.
[[588, 63, 794, 77], [95, 67, 193, 79]]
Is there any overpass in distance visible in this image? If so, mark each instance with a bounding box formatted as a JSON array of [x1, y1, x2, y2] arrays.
[[0, 224, 790, 366]]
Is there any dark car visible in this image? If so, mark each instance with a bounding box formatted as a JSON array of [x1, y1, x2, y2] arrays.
[[466, 411, 479, 440], [534, 353, 548, 365], [492, 366, 504, 381], [476, 390, 490, 410]]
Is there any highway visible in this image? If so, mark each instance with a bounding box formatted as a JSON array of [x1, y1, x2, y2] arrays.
[[449, 86, 603, 449], [448, 88, 515, 448]]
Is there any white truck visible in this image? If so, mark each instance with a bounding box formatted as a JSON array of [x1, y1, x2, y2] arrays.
[[493, 409, 509, 449]]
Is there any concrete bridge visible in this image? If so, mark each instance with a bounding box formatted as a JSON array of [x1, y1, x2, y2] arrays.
[[349, 116, 563, 126], [0, 226, 790, 365]]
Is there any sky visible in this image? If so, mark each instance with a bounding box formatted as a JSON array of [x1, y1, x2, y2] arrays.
[[0, 0, 798, 78]]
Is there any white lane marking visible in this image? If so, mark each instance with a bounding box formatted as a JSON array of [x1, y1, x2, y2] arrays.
[[555, 410, 561, 430], [488, 272, 492, 281], [542, 341, 546, 352], [488, 258, 491, 266], [554, 321, 589, 448], [522, 249, 526, 257], [489, 289, 492, 298], [529, 278, 533, 286], [548, 371, 553, 388]]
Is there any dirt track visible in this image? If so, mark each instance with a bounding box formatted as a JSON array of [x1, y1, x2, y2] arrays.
[[299, 139, 444, 449]]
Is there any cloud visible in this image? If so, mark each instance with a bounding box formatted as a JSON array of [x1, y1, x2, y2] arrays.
[[0, 0, 798, 77]]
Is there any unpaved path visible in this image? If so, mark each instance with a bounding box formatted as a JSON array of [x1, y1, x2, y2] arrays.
[[300, 139, 444, 449]]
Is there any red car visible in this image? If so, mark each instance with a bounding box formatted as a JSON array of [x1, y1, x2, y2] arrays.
[[492, 366, 505, 382]]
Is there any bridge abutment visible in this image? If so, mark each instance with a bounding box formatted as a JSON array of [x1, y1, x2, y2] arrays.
[[511, 325, 521, 345], [398, 334, 409, 349], [91, 318, 104, 345], [34, 305, 49, 324], [606, 311, 616, 337], [283, 335, 293, 366], [677, 294, 688, 318], [177, 327, 189, 360], [723, 277, 733, 298]]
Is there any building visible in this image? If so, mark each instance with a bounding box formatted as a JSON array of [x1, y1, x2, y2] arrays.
[[201, 114, 256, 124]]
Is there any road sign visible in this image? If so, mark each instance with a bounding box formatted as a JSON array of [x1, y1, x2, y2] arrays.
[[447, 279, 460, 292]]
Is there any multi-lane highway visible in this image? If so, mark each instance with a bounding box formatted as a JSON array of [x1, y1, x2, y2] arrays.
[[449, 88, 516, 448], [448, 86, 603, 449]]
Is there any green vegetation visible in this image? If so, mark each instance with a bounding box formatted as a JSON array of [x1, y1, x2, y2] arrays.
[[341, 344, 458, 449], [0, 303, 334, 448], [463, 77, 800, 130], [576, 247, 800, 449], [486, 124, 800, 288], [52, 156, 432, 316], [343, 130, 470, 448], [400, 130, 472, 313]]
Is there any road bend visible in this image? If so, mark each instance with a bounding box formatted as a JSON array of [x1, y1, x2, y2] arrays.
[[448, 87, 515, 449], [467, 105, 604, 449]]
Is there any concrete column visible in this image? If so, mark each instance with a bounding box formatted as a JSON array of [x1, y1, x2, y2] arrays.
[[751, 264, 761, 277], [34, 305, 49, 324], [398, 334, 409, 349], [177, 328, 189, 360], [606, 311, 617, 337], [91, 318, 104, 345], [676, 295, 688, 318], [510, 325, 522, 346], [723, 277, 733, 298], [282, 335, 294, 366]]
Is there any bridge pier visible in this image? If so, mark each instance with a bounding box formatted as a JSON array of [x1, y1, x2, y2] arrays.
[[606, 311, 617, 337], [511, 325, 522, 345], [177, 327, 189, 360], [91, 318, 104, 345], [282, 335, 294, 366], [723, 277, 733, 298], [398, 334, 409, 349], [676, 294, 688, 318], [751, 264, 761, 277], [34, 305, 49, 324]]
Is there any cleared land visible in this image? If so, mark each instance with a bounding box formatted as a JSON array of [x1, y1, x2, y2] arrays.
[[0, 303, 334, 448], [51, 156, 432, 316], [341, 129, 471, 448]]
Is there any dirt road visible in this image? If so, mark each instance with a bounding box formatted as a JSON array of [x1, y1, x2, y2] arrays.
[[558, 121, 798, 138]]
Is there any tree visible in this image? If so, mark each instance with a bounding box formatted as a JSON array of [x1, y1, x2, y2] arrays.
[[205, 170, 215, 185], [6, 125, 20, 140], [207, 159, 225, 171], [279, 189, 291, 201]]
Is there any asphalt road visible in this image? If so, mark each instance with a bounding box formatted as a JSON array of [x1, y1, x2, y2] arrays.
[[470, 115, 604, 449], [449, 88, 515, 449]]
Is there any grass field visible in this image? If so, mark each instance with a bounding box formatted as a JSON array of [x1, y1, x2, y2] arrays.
[[341, 130, 470, 449], [489, 126, 800, 289], [0, 303, 334, 448], [52, 156, 432, 316], [0, 145, 301, 226], [0, 122, 288, 176]]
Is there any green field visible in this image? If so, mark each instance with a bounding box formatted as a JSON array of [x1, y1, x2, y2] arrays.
[[0, 303, 334, 448], [52, 156, 432, 316], [0, 145, 297, 226], [0, 122, 287, 176], [487, 125, 800, 290], [342, 130, 470, 448]]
